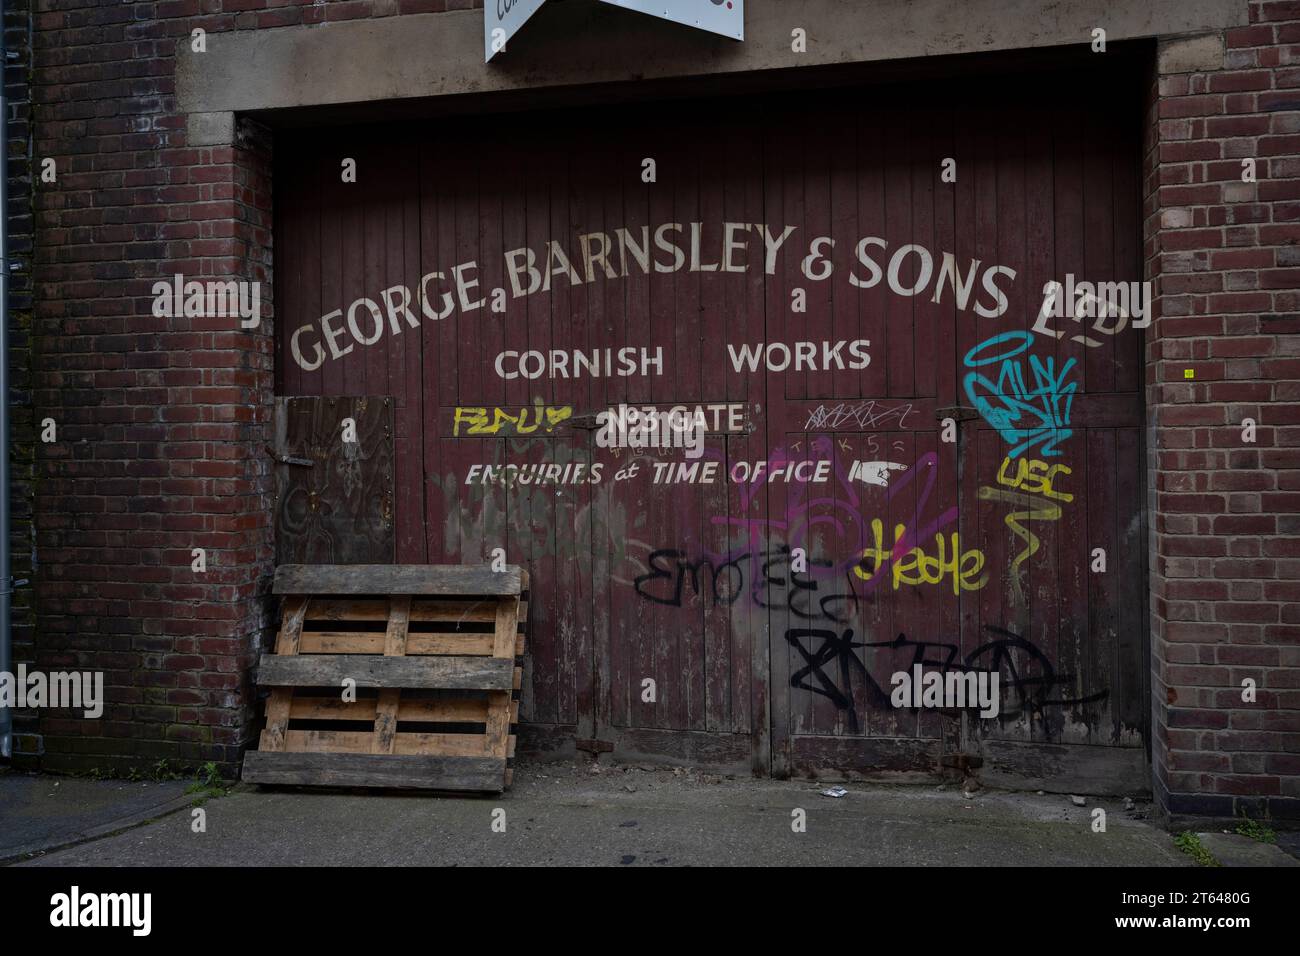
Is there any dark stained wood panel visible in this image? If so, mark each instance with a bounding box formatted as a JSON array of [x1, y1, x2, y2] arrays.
[[273, 64, 1149, 779], [273, 396, 395, 565]]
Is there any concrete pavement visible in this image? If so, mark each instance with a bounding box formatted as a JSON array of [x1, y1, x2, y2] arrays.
[[0, 766, 192, 864], [10, 760, 1196, 867]]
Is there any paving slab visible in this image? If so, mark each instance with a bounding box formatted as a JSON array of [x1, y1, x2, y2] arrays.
[[1196, 831, 1300, 867], [0, 768, 193, 864]]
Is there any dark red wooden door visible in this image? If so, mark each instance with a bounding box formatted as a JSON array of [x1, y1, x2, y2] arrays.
[[275, 66, 1148, 782]]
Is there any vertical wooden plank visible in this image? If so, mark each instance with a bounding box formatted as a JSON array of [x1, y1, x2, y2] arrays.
[[607, 126, 647, 736], [682, 116, 714, 734], [929, 104, 963, 713], [1111, 95, 1144, 395], [569, 440, 597, 742], [761, 112, 789, 773], [548, 117, 582, 743], [1114, 427, 1145, 740], [456, 137, 485, 414], [538, 128, 574, 723], [998, 100, 1041, 648], [1052, 94, 1089, 744], [300, 149, 325, 401], [319, 143, 346, 402], [804, 109, 833, 404], [474, 123, 515, 715], [515, 137, 557, 726], [905, 108, 943, 745], [260, 597, 309, 753], [373, 596, 412, 755], [486, 597, 520, 759], [830, 94, 861, 402], [594, 131, 625, 737], [857, 102, 889, 402], [800, 431, 837, 738], [361, 142, 386, 434], [637, 111, 673, 734], [890, 430, 923, 741], [421, 136, 451, 564], [699, 116, 731, 735], [884, 107, 915, 399], [275, 597, 308, 656], [1083, 100, 1118, 397], [932, 105, 958, 412], [833, 431, 869, 737], [492, 596, 517, 657], [659, 118, 692, 734], [969, 101, 1014, 707], [338, 142, 366, 401], [1086, 430, 1118, 745], [392, 139, 426, 563], [275, 141, 300, 398], [950, 90, 981, 685], [508, 115, 542, 416], [478, 123, 508, 416], [910, 106, 937, 403], [1023, 88, 1059, 695], [566, 126, 601, 743], [724, 106, 766, 764], [455, 139, 490, 565]]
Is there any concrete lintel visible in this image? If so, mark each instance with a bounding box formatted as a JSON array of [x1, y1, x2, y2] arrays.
[[187, 110, 236, 147], [177, 0, 1249, 115], [1157, 32, 1226, 74]]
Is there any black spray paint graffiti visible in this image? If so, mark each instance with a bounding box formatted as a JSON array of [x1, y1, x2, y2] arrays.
[[786, 625, 1108, 734], [631, 450, 961, 619], [633, 545, 863, 622]]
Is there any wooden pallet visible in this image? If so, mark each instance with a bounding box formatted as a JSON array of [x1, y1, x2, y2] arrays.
[[242, 564, 527, 792]]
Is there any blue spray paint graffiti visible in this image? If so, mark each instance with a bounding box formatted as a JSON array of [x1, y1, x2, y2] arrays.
[[962, 330, 1077, 458]]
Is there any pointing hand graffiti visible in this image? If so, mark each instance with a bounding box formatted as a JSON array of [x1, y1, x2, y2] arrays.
[[848, 460, 908, 487]]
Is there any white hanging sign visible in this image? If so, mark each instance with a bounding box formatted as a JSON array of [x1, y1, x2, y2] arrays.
[[485, 0, 548, 62], [598, 0, 743, 41]]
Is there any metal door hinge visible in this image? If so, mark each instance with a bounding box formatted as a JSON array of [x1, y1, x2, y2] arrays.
[[266, 443, 314, 467]]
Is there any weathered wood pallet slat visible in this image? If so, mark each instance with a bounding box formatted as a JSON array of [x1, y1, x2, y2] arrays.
[[287, 696, 518, 724], [245, 565, 527, 792], [298, 631, 524, 657], [280, 729, 506, 757], [257, 653, 513, 690], [242, 752, 507, 790], [302, 597, 530, 625], [275, 564, 523, 597]]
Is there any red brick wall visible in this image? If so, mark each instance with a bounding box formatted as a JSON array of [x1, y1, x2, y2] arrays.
[[6, 0, 36, 755], [1145, 1, 1300, 824], [28, 1, 485, 774]]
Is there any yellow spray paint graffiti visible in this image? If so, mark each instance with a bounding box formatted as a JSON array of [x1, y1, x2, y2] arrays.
[[996, 456, 1073, 502], [979, 457, 1074, 603], [853, 518, 987, 594], [452, 400, 573, 437]]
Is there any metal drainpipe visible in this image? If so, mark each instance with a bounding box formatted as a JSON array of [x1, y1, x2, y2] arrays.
[[0, 0, 13, 760]]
